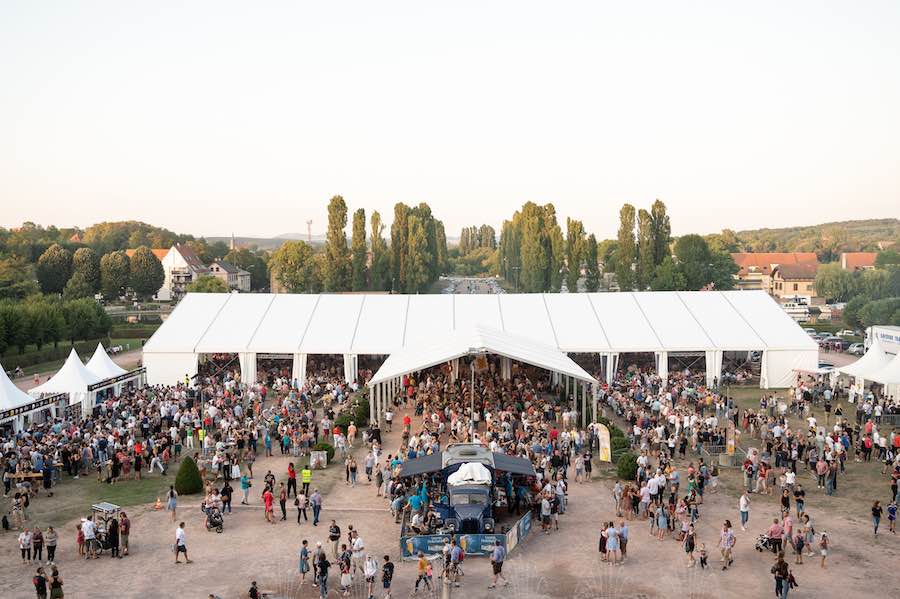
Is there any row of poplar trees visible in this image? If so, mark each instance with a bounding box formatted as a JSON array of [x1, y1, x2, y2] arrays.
[[271, 196, 448, 294], [497, 202, 603, 293]]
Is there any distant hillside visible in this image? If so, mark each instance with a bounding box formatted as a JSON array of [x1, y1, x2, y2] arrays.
[[709, 218, 899, 262], [206, 234, 325, 251]]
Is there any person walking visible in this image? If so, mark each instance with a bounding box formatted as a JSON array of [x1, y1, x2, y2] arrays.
[[364, 554, 378, 599], [819, 532, 829, 568], [174, 521, 192, 564], [413, 551, 432, 594], [166, 485, 178, 522], [19, 528, 33, 563], [872, 500, 883, 535], [739, 491, 750, 531], [719, 520, 735, 570], [119, 513, 130, 557], [263, 487, 275, 524], [771, 552, 790, 599], [382, 555, 394, 599], [279, 482, 288, 521], [45, 527, 58, 564], [32, 566, 48, 599], [301, 465, 313, 496], [887, 500, 897, 534], [298, 539, 310, 585], [310, 489, 323, 526], [287, 463, 298, 498], [488, 540, 508, 588], [296, 491, 309, 524], [240, 473, 252, 504], [48, 568, 63, 599], [329, 521, 342, 559]]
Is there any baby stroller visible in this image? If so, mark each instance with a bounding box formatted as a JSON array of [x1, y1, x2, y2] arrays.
[[205, 507, 224, 533], [754, 534, 777, 553]]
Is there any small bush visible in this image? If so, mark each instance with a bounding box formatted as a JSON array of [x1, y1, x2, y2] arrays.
[[616, 452, 638, 481], [611, 436, 630, 452], [312, 442, 335, 463], [174, 456, 203, 495], [333, 414, 352, 434]]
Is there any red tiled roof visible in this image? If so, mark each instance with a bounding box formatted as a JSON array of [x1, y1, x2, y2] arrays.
[[840, 252, 877, 271], [125, 248, 169, 261], [772, 263, 818, 280], [730, 252, 818, 276]]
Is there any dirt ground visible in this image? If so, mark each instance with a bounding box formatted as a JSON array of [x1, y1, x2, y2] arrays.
[[4, 351, 900, 598]]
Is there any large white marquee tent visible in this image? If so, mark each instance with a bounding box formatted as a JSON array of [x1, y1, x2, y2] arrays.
[[143, 290, 817, 393]]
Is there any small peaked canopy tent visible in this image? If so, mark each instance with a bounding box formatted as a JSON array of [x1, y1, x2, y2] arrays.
[[30, 349, 102, 396], [867, 351, 900, 385], [837, 338, 893, 379], [369, 324, 596, 386], [85, 344, 127, 380], [0, 361, 33, 412]]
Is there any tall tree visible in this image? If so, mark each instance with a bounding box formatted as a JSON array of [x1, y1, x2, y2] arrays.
[[63, 272, 94, 300], [129, 246, 165, 299], [390, 203, 410, 292], [435, 220, 449, 275], [546, 206, 564, 292], [325, 196, 351, 291], [650, 256, 686, 291], [269, 241, 319, 293], [36, 243, 73, 294], [565, 218, 586, 292], [584, 234, 601, 292], [649, 199, 672, 265], [100, 250, 131, 299], [0, 256, 40, 300], [72, 247, 101, 292], [636, 208, 654, 290], [815, 263, 858, 302], [405, 215, 431, 293], [225, 248, 269, 291], [369, 211, 391, 291], [615, 204, 637, 290], [520, 211, 549, 292], [351, 208, 368, 291]]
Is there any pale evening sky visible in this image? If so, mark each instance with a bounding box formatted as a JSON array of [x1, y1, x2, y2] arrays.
[[1, 1, 898, 241]]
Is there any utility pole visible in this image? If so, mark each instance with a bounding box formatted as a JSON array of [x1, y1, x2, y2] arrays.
[[306, 220, 313, 243]]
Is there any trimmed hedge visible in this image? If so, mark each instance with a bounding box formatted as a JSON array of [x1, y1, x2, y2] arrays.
[[1, 338, 106, 370], [312, 442, 335, 463], [174, 456, 203, 495], [616, 452, 638, 481]]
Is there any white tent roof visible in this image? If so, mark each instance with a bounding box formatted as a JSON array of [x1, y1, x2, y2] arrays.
[[867, 350, 900, 385], [0, 361, 33, 412], [370, 324, 596, 385], [837, 338, 893, 379], [85, 344, 128, 380], [144, 290, 817, 356], [30, 349, 102, 396]]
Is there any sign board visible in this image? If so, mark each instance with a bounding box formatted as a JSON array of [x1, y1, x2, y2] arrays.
[[258, 354, 292, 360], [505, 510, 532, 553], [596, 423, 612, 462], [0, 393, 67, 422], [88, 367, 146, 392], [310, 450, 328, 470], [399, 533, 507, 559]]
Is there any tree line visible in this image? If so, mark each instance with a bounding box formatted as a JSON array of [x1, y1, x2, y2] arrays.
[[268, 197, 449, 294], [494, 199, 736, 292], [816, 252, 900, 327], [0, 295, 111, 356]]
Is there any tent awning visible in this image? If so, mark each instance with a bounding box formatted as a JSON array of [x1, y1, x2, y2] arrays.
[[0, 361, 33, 412], [867, 351, 900, 385], [493, 453, 537, 477], [85, 344, 127, 380], [368, 324, 596, 385], [837, 339, 893, 379], [399, 452, 444, 478], [30, 349, 102, 396]]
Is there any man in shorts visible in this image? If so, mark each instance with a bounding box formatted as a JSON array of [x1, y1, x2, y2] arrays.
[[382, 554, 394, 599], [174, 521, 192, 564], [488, 540, 508, 588], [119, 512, 130, 556]]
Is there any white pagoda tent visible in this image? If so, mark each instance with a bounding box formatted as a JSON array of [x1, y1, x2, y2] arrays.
[[1, 361, 35, 430], [85, 343, 128, 379], [30, 348, 102, 413], [837, 338, 894, 393]]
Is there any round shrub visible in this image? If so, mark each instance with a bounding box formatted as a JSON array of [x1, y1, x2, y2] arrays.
[[174, 456, 203, 495], [611, 436, 630, 452], [615, 452, 638, 482], [312, 442, 335, 463]]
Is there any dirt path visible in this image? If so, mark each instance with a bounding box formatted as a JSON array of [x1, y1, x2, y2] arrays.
[[2, 397, 899, 598]]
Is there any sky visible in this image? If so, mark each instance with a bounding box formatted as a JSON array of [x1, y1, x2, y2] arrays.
[[1, 1, 899, 241]]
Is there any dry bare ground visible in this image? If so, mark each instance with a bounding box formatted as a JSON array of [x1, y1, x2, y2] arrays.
[[3, 392, 899, 598]]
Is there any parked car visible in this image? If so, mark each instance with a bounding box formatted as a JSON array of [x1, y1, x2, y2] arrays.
[[848, 343, 865, 355], [836, 329, 857, 337], [804, 328, 817, 335]]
